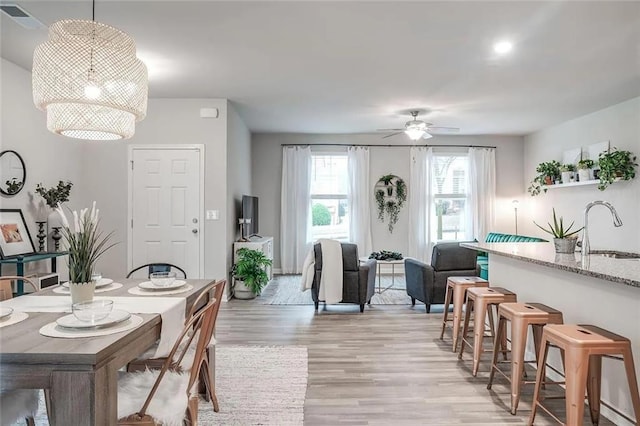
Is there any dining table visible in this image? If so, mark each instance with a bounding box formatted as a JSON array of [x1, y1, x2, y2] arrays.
[[0, 277, 216, 425]]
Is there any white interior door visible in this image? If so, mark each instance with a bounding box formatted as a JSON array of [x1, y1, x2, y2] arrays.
[[129, 146, 203, 278]]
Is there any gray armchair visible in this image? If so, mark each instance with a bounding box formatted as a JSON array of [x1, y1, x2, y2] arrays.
[[312, 242, 376, 313], [405, 242, 479, 313]]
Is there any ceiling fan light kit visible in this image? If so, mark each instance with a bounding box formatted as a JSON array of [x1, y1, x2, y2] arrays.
[[380, 110, 456, 141], [32, 11, 148, 140]]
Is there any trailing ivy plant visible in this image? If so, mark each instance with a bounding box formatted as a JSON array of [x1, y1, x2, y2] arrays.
[[527, 160, 561, 196], [597, 148, 637, 190], [374, 174, 407, 233]]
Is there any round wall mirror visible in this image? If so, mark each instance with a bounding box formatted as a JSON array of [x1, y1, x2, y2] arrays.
[[0, 150, 26, 196]]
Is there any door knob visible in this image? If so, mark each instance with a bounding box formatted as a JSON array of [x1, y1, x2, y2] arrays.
[[192, 229, 198, 234]]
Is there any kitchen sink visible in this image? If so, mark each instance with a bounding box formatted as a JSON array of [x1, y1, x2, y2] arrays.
[[590, 250, 640, 259]]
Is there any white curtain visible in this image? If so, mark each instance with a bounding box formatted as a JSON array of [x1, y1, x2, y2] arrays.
[[280, 146, 312, 274], [468, 147, 496, 242], [347, 146, 372, 257], [408, 147, 433, 261]]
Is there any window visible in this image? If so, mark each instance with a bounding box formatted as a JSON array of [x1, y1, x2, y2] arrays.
[[431, 154, 469, 242], [310, 154, 349, 242]]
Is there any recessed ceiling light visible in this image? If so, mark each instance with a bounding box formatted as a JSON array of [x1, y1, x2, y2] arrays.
[[493, 40, 513, 55]]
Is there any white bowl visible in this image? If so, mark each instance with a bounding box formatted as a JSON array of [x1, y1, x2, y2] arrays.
[[72, 300, 113, 322], [149, 271, 177, 287]]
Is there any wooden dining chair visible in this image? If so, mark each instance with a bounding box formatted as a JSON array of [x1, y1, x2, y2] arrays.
[[0, 275, 38, 301], [117, 281, 221, 424], [0, 276, 41, 426], [126, 280, 226, 412], [126, 263, 187, 279]]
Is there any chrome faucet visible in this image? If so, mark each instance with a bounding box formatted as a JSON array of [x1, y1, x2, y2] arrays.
[[581, 201, 623, 261]]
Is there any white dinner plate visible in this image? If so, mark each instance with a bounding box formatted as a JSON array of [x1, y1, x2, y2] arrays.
[[62, 278, 114, 289], [56, 309, 131, 329], [138, 280, 187, 291], [0, 307, 13, 319]]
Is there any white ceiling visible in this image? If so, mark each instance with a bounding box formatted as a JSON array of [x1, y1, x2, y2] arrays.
[[2, 1, 639, 135]]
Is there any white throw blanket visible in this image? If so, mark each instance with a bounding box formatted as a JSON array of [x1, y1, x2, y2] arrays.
[[300, 239, 344, 304]]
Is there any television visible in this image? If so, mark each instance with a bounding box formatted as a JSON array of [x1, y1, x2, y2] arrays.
[[241, 195, 259, 238]]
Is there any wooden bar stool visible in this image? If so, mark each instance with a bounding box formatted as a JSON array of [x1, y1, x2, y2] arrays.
[[529, 324, 640, 426], [487, 302, 564, 415], [458, 287, 517, 376], [440, 276, 489, 352]]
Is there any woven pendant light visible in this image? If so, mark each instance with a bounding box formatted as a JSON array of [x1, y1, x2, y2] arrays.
[[33, 16, 148, 140]]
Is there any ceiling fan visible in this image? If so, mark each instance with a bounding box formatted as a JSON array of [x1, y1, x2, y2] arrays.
[[378, 111, 459, 141]]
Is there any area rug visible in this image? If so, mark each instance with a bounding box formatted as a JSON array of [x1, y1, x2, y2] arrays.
[[200, 345, 307, 425], [259, 274, 412, 305], [20, 345, 308, 426]]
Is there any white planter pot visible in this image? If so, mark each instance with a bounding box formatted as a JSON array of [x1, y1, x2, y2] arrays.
[[68, 281, 96, 305], [578, 169, 592, 182], [561, 171, 574, 184], [553, 238, 577, 254], [233, 279, 257, 300]]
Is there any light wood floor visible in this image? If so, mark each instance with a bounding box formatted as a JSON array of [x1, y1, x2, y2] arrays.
[[216, 301, 615, 425]]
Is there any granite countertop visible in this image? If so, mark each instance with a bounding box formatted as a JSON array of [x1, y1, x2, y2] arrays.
[[461, 242, 640, 288]]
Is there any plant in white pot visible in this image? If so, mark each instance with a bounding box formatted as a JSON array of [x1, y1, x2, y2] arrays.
[[232, 248, 272, 299], [577, 159, 595, 182], [534, 208, 583, 254], [55, 202, 115, 304], [559, 164, 576, 184]]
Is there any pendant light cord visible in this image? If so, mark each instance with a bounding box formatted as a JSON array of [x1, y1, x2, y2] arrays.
[[92, 0, 95, 21], [88, 0, 96, 80]]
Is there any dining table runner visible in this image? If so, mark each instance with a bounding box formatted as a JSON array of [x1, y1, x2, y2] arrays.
[[0, 295, 185, 358]]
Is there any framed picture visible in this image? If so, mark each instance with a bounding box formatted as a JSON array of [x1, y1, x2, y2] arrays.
[[0, 209, 36, 258]]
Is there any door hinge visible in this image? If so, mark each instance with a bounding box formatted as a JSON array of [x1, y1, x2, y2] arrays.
[[131, 219, 133, 228], [130, 160, 134, 170]]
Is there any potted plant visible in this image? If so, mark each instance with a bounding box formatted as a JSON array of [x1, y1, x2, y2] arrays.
[[597, 148, 637, 190], [374, 174, 407, 233], [35, 181, 73, 208], [527, 160, 561, 196], [534, 208, 583, 254], [577, 159, 595, 182], [559, 164, 576, 184], [55, 202, 115, 303], [232, 248, 273, 299]]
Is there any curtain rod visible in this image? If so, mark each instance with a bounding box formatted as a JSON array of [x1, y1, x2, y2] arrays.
[[280, 143, 497, 149]]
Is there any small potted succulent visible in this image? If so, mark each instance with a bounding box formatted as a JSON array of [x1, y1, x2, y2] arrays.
[[597, 148, 637, 190], [577, 159, 595, 182], [559, 164, 576, 184], [534, 208, 583, 254]]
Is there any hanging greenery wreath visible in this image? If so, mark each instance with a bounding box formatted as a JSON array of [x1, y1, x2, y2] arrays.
[[374, 174, 407, 233]]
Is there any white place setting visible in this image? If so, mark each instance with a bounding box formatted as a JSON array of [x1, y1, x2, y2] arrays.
[[53, 278, 124, 294], [39, 300, 144, 338], [127, 272, 193, 296], [0, 306, 29, 328]]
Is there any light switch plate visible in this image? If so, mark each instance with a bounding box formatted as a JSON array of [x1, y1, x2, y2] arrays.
[[206, 210, 219, 220]]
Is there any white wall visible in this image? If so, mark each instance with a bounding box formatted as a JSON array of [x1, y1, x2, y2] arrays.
[[522, 97, 640, 253], [1, 58, 254, 286], [252, 133, 524, 270], [226, 101, 252, 295], [81, 98, 230, 281], [0, 58, 86, 277]]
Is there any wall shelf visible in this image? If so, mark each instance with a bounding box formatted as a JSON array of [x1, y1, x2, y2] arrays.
[[544, 179, 599, 189]]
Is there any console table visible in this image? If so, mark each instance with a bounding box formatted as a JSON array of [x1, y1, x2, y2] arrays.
[[0, 252, 67, 295]]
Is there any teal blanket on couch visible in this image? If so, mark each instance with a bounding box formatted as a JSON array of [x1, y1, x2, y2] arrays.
[[477, 232, 547, 279]]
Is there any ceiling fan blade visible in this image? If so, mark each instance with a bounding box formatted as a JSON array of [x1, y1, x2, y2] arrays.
[[426, 126, 460, 133], [382, 132, 403, 139], [376, 128, 405, 132]]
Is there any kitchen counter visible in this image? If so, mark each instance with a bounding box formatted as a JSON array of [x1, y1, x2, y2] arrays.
[[461, 242, 640, 288], [461, 241, 639, 425]]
